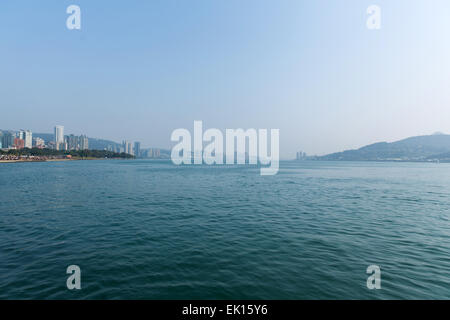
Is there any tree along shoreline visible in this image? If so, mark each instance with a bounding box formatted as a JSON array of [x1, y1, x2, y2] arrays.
[[0, 148, 135, 162]]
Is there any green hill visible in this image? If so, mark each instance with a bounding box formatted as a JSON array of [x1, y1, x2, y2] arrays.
[[317, 134, 450, 161]]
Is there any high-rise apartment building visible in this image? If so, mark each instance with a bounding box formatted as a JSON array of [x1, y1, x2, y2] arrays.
[[134, 142, 141, 157], [296, 151, 307, 160], [122, 140, 133, 155], [146, 148, 160, 158], [1, 132, 15, 149], [80, 135, 89, 150], [19, 130, 32, 148], [66, 134, 89, 151], [67, 134, 78, 150], [54, 125, 64, 150]]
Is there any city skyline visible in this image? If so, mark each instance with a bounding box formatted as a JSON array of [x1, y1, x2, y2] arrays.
[[2, 124, 449, 161], [0, 125, 167, 159]]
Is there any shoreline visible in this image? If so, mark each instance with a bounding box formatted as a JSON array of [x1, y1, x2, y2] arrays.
[[0, 158, 133, 163], [0, 159, 75, 163]]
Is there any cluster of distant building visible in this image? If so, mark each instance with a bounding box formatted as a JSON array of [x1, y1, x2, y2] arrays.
[[1, 129, 43, 150], [0, 125, 162, 158], [296, 151, 308, 160], [105, 141, 160, 158], [53, 125, 89, 151], [0, 126, 89, 151]]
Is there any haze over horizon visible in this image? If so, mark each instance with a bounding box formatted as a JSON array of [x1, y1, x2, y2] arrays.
[[2, 0, 450, 158]]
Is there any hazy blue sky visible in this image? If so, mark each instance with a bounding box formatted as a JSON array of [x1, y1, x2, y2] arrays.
[[1, 0, 450, 158]]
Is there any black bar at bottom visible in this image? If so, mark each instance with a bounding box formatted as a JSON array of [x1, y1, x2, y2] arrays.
[[1, 300, 447, 318]]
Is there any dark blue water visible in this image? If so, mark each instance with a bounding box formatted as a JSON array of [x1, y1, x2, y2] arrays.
[[1, 160, 449, 299]]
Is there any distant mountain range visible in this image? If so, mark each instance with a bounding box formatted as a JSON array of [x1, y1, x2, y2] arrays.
[[315, 133, 450, 162]]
